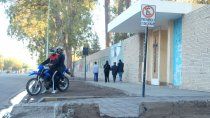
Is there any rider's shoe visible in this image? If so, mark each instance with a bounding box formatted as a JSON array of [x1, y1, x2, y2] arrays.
[[51, 90, 57, 94]]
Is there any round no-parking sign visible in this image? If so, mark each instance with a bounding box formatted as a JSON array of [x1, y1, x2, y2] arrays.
[[141, 4, 156, 27]]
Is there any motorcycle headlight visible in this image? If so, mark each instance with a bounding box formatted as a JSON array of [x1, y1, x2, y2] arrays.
[[38, 65, 44, 70]]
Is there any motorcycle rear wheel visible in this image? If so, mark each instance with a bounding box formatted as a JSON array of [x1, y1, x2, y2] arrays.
[[57, 77, 69, 92]]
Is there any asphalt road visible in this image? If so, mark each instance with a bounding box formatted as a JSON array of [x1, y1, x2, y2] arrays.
[[0, 73, 29, 110]]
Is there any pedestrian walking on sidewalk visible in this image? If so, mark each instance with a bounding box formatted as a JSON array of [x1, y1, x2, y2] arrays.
[[103, 61, 111, 83], [111, 62, 118, 82], [93, 62, 99, 82], [117, 60, 124, 82]]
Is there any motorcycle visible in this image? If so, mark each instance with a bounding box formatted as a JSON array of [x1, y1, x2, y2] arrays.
[[26, 65, 70, 96]]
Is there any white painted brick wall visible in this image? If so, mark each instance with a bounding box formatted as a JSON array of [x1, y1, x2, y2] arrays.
[[122, 34, 144, 83], [181, 5, 210, 92], [73, 34, 143, 83]]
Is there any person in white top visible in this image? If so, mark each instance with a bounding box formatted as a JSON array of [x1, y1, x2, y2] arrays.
[[93, 62, 99, 82]]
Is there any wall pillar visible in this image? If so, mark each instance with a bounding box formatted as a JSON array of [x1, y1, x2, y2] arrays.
[[166, 20, 174, 85]]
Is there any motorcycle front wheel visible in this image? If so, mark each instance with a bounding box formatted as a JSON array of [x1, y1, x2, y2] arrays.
[[26, 78, 42, 96]]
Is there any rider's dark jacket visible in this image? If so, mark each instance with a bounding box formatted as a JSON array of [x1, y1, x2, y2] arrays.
[[41, 52, 65, 73], [56, 53, 66, 73], [41, 54, 59, 71]]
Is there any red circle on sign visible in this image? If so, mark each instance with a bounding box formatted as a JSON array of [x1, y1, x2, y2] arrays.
[[142, 5, 155, 18]]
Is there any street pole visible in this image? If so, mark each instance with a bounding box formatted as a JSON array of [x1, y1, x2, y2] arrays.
[[46, 0, 51, 59], [142, 26, 148, 97], [85, 55, 87, 81]]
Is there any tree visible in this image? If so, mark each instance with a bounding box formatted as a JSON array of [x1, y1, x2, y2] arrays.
[[7, 0, 98, 68], [22, 63, 29, 69], [0, 55, 4, 71], [167, 0, 210, 4], [2, 57, 27, 71], [105, 0, 111, 47], [7, 0, 49, 63], [183, 0, 209, 4], [50, 0, 98, 68], [3, 58, 13, 70], [90, 35, 100, 54], [110, 0, 131, 44], [0, 0, 7, 3], [125, 0, 131, 8]]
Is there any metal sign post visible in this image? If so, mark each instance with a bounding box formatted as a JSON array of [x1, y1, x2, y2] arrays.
[[83, 47, 89, 80], [141, 4, 156, 97], [142, 27, 148, 97], [85, 55, 86, 80], [46, 0, 51, 59]]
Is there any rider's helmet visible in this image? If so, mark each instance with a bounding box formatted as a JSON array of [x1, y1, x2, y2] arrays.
[[56, 46, 64, 54], [49, 48, 56, 54]]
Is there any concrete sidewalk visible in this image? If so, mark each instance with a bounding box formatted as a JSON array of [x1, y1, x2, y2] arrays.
[[86, 80, 210, 97], [11, 80, 210, 118], [14, 96, 210, 118]]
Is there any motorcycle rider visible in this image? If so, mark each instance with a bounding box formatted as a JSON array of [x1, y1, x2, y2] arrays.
[[40, 48, 59, 93], [51, 46, 66, 93]]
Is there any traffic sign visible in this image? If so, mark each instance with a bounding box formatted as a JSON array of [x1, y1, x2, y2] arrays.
[[141, 4, 156, 27], [83, 47, 89, 56]]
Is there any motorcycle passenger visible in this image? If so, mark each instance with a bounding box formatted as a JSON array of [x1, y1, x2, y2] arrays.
[[56, 46, 66, 73]]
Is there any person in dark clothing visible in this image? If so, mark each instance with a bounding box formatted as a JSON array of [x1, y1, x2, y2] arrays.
[[41, 48, 59, 93], [111, 62, 118, 83], [55, 46, 66, 73], [117, 60, 124, 82], [50, 46, 66, 93], [103, 61, 110, 83], [41, 48, 59, 79], [41, 48, 59, 68]]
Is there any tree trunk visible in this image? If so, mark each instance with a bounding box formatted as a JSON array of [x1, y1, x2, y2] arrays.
[[105, 0, 110, 47], [64, 33, 72, 69], [118, 0, 124, 15], [65, 46, 72, 69], [125, 0, 131, 9]]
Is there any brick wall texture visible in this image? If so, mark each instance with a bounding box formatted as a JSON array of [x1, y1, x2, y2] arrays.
[[74, 35, 143, 83], [181, 5, 210, 91]]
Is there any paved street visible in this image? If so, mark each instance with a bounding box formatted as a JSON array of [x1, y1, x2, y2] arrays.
[[0, 73, 28, 110]]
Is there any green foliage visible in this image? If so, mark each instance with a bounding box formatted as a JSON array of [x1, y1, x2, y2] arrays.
[[90, 34, 100, 54], [76, 34, 100, 57], [3, 58, 13, 70], [7, 0, 49, 62], [0, 55, 4, 70], [0, 0, 7, 3], [165, 0, 210, 4], [110, 0, 130, 44], [6, 0, 98, 65], [2, 57, 29, 71], [22, 63, 29, 69], [192, 0, 210, 4], [113, 33, 128, 44]]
